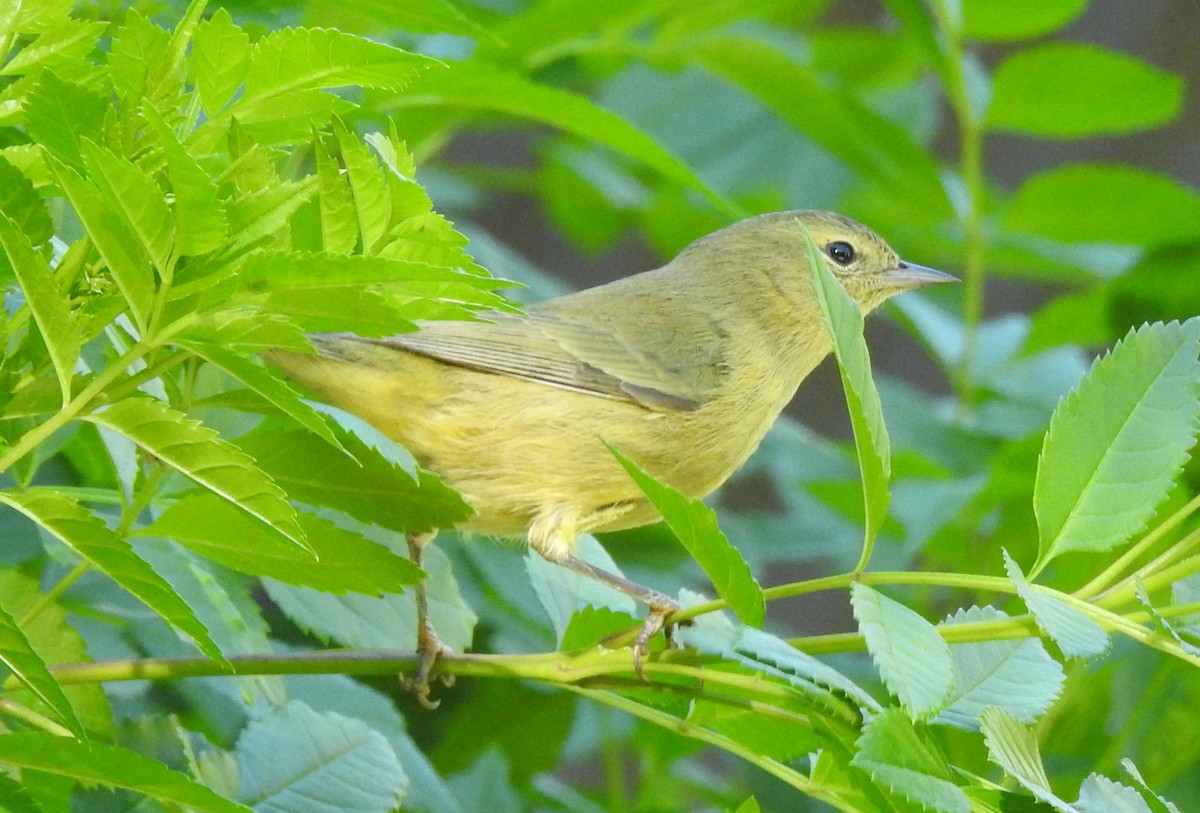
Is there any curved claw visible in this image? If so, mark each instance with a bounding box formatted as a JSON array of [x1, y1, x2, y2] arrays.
[[403, 621, 454, 709], [631, 599, 682, 680]]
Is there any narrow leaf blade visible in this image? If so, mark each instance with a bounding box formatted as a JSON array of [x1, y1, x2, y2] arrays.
[[0, 599, 84, 737]]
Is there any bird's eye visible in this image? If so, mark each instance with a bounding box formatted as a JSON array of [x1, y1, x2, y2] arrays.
[[826, 241, 856, 266]]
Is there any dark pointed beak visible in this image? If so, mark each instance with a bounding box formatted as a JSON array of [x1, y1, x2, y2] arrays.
[[887, 260, 958, 289]]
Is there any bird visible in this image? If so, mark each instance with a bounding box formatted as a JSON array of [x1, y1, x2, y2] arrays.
[[265, 210, 954, 704]]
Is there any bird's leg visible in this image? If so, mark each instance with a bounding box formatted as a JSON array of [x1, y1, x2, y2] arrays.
[[403, 530, 455, 709], [555, 554, 681, 678]]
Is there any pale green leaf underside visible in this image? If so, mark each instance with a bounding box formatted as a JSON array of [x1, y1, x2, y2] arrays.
[[981, 708, 1077, 811], [1004, 551, 1108, 659], [1034, 320, 1200, 569], [851, 583, 953, 720]]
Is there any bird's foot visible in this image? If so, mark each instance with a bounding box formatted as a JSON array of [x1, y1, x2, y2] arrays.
[[403, 621, 456, 710], [631, 597, 682, 680]]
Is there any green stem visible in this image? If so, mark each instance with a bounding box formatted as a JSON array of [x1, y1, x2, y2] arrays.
[[1076, 493, 1200, 600], [18, 561, 92, 628], [0, 343, 152, 477], [0, 698, 74, 737]]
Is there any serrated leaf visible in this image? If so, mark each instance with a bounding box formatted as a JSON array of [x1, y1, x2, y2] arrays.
[[332, 115, 391, 251], [852, 708, 970, 813], [106, 9, 170, 100], [80, 139, 174, 278], [234, 701, 406, 812], [0, 732, 249, 813], [265, 542, 475, 651], [560, 605, 639, 651], [0, 156, 53, 250], [851, 582, 954, 719], [1004, 551, 1108, 659], [0, 570, 111, 738], [1119, 759, 1182, 813], [0, 489, 223, 663], [981, 708, 1077, 812], [21, 70, 107, 167], [1034, 321, 1200, 569], [146, 494, 422, 594], [609, 445, 764, 627], [48, 156, 155, 330], [527, 535, 637, 643], [237, 423, 471, 534], [238, 250, 497, 294], [180, 340, 342, 448], [676, 613, 878, 711], [802, 221, 890, 567], [260, 288, 417, 336], [0, 211, 79, 404], [936, 606, 1064, 730], [394, 62, 735, 215], [315, 132, 359, 254], [193, 7, 250, 116], [224, 177, 319, 256], [85, 397, 308, 552], [0, 598, 83, 737], [142, 104, 228, 256], [988, 44, 1183, 138], [1077, 775, 1156, 813], [0, 19, 106, 76], [0, 774, 42, 813]]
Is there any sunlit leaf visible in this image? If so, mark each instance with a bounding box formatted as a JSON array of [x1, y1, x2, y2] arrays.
[[0, 597, 83, 737]]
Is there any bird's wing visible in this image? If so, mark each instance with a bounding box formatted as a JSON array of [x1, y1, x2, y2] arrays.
[[373, 306, 726, 412]]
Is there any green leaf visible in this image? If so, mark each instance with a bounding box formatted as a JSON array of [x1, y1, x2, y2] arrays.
[[0, 212, 79, 404], [324, 0, 487, 37], [0, 156, 53, 252], [802, 221, 890, 567], [80, 140, 174, 278], [48, 157, 155, 331], [962, 0, 1087, 41], [21, 70, 107, 167], [393, 62, 737, 216], [936, 606, 1064, 730], [609, 445, 765, 627], [1077, 775, 1157, 813], [106, 8, 171, 100], [981, 708, 1075, 811], [851, 582, 954, 720], [234, 701, 406, 812], [1004, 551, 1108, 659], [0, 19, 106, 76], [689, 35, 950, 217], [988, 44, 1183, 138], [0, 598, 84, 738], [179, 340, 342, 448], [560, 605, 639, 651], [851, 708, 970, 813], [0, 732, 250, 813], [315, 131, 359, 254], [0, 775, 42, 813], [85, 397, 308, 552], [0, 489, 223, 662], [146, 494, 422, 594], [224, 177, 320, 256], [237, 422, 471, 534], [264, 542, 475, 651], [527, 536, 637, 643], [142, 104, 228, 256], [1034, 321, 1200, 568], [1002, 164, 1200, 248], [192, 7, 250, 116], [238, 250, 499, 295], [0, 570, 112, 738]]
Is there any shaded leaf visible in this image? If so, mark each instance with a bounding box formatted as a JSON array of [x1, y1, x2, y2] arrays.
[[0, 598, 83, 737], [146, 494, 422, 595], [0, 732, 249, 813], [610, 445, 765, 627], [0, 489, 223, 663], [852, 708, 970, 813], [1004, 551, 1108, 659]]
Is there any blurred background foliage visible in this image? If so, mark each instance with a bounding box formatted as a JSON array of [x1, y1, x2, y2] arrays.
[[3, 0, 1200, 810]]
